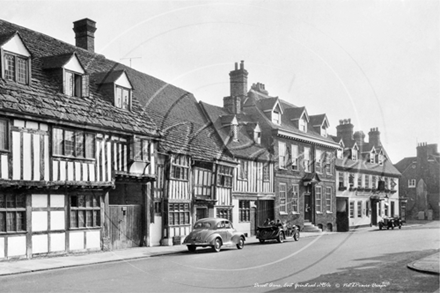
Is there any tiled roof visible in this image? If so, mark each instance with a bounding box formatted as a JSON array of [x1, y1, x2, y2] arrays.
[[335, 158, 401, 177], [0, 19, 158, 137], [133, 78, 235, 162], [245, 98, 338, 147], [284, 106, 305, 120], [41, 53, 79, 70], [256, 97, 280, 112], [309, 114, 326, 126], [394, 157, 416, 173], [200, 102, 272, 162]]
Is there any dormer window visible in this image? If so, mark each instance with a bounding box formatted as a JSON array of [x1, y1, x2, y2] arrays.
[[116, 86, 131, 109], [94, 70, 133, 111], [370, 150, 376, 164], [0, 32, 31, 85], [352, 146, 358, 161], [42, 52, 89, 98], [299, 117, 307, 132], [272, 110, 281, 124]]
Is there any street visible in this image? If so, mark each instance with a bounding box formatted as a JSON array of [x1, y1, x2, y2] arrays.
[[1, 221, 439, 293]]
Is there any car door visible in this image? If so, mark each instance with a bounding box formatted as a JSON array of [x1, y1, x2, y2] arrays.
[[216, 221, 227, 241], [223, 220, 234, 243]]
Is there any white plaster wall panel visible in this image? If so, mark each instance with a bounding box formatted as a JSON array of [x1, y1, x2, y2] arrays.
[[13, 119, 25, 127], [0, 237, 4, 258], [59, 161, 66, 181], [32, 194, 48, 207], [3, 34, 31, 57], [67, 161, 74, 181], [44, 135, 49, 181], [107, 141, 111, 182], [27, 121, 39, 130], [50, 194, 64, 207], [52, 160, 59, 181], [49, 233, 65, 252], [123, 144, 128, 172], [33, 133, 40, 181], [1, 154, 8, 179], [40, 123, 48, 131], [96, 142, 100, 182], [69, 231, 84, 251], [89, 164, 95, 181], [86, 231, 100, 249], [8, 236, 26, 257], [32, 211, 48, 232], [151, 216, 162, 246], [75, 162, 81, 181], [32, 234, 48, 254], [82, 163, 88, 181], [50, 211, 65, 230], [12, 131, 20, 180], [23, 132, 31, 180]]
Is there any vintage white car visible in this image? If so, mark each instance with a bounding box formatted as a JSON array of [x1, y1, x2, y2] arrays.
[[183, 218, 246, 252]]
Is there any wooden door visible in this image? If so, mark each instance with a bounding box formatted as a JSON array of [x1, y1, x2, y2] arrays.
[[108, 205, 142, 250], [304, 193, 312, 221]]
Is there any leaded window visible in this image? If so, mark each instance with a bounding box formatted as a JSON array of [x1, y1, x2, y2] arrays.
[[53, 128, 95, 159], [239, 200, 250, 222], [0, 193, 26, 232], [70, 194, 101, 228]]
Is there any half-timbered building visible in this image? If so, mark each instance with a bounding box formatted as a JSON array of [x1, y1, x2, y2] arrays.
[[332, 119, 401, 231], [137, 80, 236, 245], [0, 18, 161, 259]]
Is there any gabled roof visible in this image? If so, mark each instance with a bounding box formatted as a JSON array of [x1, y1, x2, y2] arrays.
[[200, 101, 272, 162], [220, 114, 238, 126], [0, 18, 157, 137], [41, 52, 82, 70], [243, 98, 338, 148], [285, 106, 309, 122], [310, 114, 329, 128], [0, 31, 31, 57], [257, 97, 283, 113]]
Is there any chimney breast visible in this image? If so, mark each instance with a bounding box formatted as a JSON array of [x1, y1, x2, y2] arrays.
[[336, 118, 354, 143], [368, 127, 381, 147], [73, 18, 97, 52]]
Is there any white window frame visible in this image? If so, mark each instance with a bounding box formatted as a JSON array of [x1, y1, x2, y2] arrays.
[[292, 184, 299, 213], [279, 183, 287, 213], [278, 141, 287, 169], [315, 186, 322, 213], [325, 187, 332, 213], [291, 144, 298, 170], [272, 111, 281, 125], [299, 117, 307, 132], [304, 146, 311, 172], [408, 179, 416, 188]]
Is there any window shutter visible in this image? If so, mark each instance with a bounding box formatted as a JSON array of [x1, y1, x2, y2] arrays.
[[82, 74, 89, 97], [62, 69, 66, 94], [0, 48, 4, 79], [27, 58, 32, 85]]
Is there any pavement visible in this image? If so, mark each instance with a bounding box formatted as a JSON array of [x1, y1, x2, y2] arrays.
[[0, 223, 438, 277]]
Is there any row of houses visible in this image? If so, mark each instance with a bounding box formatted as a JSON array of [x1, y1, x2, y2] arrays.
[[0, 18, 402, 260]]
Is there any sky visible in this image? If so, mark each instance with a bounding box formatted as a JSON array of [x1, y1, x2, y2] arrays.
[[1, 0, 439, 163]]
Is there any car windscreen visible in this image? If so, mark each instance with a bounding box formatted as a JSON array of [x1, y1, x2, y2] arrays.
[[194, 222, 211, 229]]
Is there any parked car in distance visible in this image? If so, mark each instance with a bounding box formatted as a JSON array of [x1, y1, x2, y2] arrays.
[[183, 218, 246, 252], [378, 216, 403, 230], [256, 222, 300, 243]]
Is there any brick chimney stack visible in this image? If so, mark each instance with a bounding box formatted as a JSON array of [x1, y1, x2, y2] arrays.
[[336, 119, 354, 143], [73, 18, 97, 52], [368, 127, 381, 147], [224, 61, 248, 114]]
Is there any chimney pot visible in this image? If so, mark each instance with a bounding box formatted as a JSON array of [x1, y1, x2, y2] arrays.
[[73, 18, 97, 52]]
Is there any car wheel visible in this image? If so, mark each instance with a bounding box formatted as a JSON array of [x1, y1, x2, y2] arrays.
[[187, 245, 196, 252], [277, 233, 284, 243], [212, 238, 222, 252], [293, 231, 300, 241], [236, 237, 244, 249], [379, 223, 383, 230], [259, 239, 265, 243]]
